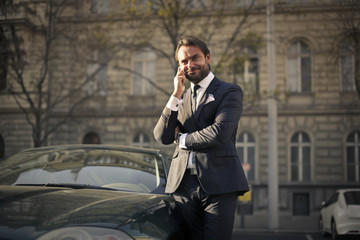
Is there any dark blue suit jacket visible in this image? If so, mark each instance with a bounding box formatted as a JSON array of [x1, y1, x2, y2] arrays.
[[154, 76, 249, 195]]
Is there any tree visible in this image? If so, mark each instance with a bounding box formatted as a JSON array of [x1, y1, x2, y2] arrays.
[[319, 0, 360, 96], [118, 0, 266, 109], [0, 0, 115, 147], [0, 0, 265, 147], [334, 0, 360, 96], [118, 0, 265, 85]]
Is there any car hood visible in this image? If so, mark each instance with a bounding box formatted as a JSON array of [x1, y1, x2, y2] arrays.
[[0, 185, 168, 239]]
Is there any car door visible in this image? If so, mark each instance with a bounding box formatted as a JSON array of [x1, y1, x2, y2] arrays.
[[322, 192, 339, 232]]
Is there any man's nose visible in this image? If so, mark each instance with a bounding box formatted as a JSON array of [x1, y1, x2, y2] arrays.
[[187, 60, 194, 69]]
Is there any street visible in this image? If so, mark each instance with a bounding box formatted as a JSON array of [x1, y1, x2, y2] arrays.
[[231, 230, 359, 240]]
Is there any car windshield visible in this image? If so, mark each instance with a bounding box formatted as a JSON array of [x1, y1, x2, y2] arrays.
[[344, 191, 360, 205], [0, 147, 167, 194]]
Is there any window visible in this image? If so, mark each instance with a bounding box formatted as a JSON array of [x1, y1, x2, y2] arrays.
[[236, 0, 258, 7], [287, 0, 309, 3], [91, 0, 109, 13], [133, 132, 150, 148], [236, 131, 256, 181], [238, 47, 259, 95], [287, 40, 312, 93], [0, 27, 8, 91], [0, 135, 4, 158], [185, 0, 206, 8], [83, 132, 101, 144], [293, 193, 309, 216], [346, 131, 360, 182], [326, 192, 339, 207], [340, 44, 355, 92], [344, 191, 360, 205], [132, 48, 156, 96], [0, 52, 7, 91], [85, 52, 107, 97], [290, 131, 311, 182]]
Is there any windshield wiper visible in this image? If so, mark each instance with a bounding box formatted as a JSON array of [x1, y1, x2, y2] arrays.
[[15, 183, 117, 191]]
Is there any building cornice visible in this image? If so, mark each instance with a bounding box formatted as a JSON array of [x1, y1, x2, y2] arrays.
[[1, 106, 359, 118]]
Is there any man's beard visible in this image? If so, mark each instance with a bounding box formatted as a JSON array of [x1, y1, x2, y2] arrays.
[[185, 63, 210, 84]]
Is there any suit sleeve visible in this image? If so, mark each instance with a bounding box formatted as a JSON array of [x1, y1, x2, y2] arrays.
[[153, 107, 179, 145], [185, 85, 243, 149]]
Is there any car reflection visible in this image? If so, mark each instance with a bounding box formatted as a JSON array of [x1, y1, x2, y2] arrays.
[[1, 148, 166, 194]]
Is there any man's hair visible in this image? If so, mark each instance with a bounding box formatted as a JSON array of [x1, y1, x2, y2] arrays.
[[175, 35, 210, 63]]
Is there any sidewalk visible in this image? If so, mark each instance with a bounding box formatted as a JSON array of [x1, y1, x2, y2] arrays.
[[233, 228, 318, 233]]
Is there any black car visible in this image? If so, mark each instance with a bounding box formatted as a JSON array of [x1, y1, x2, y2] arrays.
[[0, 144, 186, 240]]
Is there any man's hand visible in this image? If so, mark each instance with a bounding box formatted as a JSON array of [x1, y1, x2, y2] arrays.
[[173, 67, 186, 99]]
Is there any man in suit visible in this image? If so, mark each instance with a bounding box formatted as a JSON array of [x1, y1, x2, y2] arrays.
[[154, 36, 249, 240]]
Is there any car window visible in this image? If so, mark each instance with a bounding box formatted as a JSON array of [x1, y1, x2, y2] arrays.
[[326, 192, 339, 206], [0, 148, 166, 194], [344, 191, 360, 205]]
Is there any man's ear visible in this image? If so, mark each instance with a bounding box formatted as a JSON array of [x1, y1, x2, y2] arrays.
[[206, 54, 210, 64]]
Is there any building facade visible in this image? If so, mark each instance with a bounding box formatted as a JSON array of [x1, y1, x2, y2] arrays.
[[1, 0, 359, 231]]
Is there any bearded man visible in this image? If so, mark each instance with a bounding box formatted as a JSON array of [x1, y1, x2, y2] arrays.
[[154, 35, 249, 240]]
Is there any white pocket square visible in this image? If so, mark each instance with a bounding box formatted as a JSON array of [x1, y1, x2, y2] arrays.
[[205, 94, 215, 104]]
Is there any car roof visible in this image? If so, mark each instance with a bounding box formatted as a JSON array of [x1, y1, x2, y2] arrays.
[[336, 189, 360, 193]]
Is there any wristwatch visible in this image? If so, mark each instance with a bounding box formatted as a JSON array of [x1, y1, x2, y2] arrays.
[[175, 132, 182, 145]]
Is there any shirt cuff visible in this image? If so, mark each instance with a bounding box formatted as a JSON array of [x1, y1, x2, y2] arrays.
[[166, 95, 182, 111], [179, 133, 187, 149]]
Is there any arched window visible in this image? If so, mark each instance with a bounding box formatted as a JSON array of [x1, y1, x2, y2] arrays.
[[236, 131, 256, 181], [290, 131, 311, 182], [132, 48, 156, 96], [83, 132, 101, 144], [287, 40, 312, 93], [346, 131, 360, 182], [133, 132, 150, 148]]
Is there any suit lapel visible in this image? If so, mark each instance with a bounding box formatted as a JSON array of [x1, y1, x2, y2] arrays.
[[182, 89, 192, 118], [193, 77, 219, 119]]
